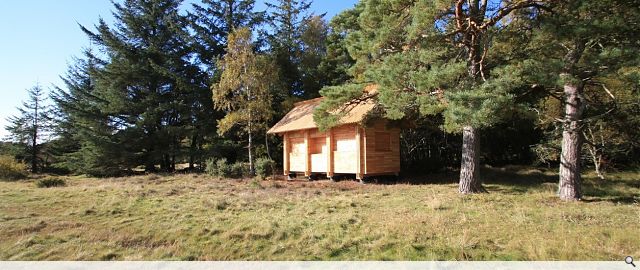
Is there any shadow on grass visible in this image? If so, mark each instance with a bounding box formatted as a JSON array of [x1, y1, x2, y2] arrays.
[[367, 166, 555, 187], [364, 166, 639, 204], [581, 176, 640, 204]]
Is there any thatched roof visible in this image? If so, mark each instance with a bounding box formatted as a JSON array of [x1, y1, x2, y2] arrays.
[[267, 85, 378, 134]]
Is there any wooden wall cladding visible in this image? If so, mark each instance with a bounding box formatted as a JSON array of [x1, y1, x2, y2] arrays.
[[364, 121, 401, 174], [281, 121, 399, 177]]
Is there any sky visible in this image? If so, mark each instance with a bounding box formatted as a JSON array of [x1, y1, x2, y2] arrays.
[[0, 0, 359, 138]]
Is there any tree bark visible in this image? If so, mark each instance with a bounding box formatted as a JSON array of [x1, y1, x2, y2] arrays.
[[459, 126, 486, 194], [592, 152, 604, 180], [585, 124, 605, 180], [558, 83, 584, 201], [248, 120, 254, 175], [458, 3, 485, 194]]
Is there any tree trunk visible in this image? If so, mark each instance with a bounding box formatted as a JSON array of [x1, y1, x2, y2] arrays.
[[145, 162, 156, 173], [189, 135, 197, 170], [160, 154, 169, 172], [31, 134, 37, 173], [144, 127, 156, 173], [459, 126, 486, 194], [593, 154, 604, 180], [171, 153, 176, 172], [248, 122, 254, 175], [558, 83, 584, 201], [586, 140, 604, 180], [585, 124, 605, 180]]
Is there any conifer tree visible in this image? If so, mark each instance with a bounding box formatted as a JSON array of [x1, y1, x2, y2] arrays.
[[212, 28, 276, 174], [50, 52, 124, 176], [81, 0, 206, 172], [527, 0, 640, 200], [316, 0, 547, 193], [189, 0, 265, 72], [266, 0, 313, 100], [299, 15, 330, 96], [5, 85, 51, 173], [318, 4, 363, 86]]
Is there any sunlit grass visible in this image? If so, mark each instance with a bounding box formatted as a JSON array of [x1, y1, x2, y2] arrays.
[[0, 167, 638, 260]]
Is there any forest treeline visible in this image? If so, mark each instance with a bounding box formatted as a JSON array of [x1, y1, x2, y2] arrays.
[[3, 0, 640, 201]]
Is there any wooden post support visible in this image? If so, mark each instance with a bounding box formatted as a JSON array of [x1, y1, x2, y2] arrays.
[[362, 126, 367, 175], [355, 125, 363, 180], [304, 130, 311, 177], [326, 128, 334, 179], [283, 133, 290, 177]]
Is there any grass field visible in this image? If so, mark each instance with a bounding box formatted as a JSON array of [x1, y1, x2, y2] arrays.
[[0, 167, 638, 260]]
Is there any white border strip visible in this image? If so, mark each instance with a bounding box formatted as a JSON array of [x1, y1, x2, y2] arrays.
[[0, 261, 631, 270]]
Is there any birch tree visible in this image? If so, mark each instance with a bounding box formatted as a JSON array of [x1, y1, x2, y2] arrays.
[[212, 28, 276, 174]]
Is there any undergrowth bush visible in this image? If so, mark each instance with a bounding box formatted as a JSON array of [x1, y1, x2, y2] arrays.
[[230, 162, 249, 178], [0, 155, 28, 180], [206, 158, 249, 179], [255, 158, 275, 179], [36, 178, 66, 188]]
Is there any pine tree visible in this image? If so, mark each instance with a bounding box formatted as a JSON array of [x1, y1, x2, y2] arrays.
[[212, 28, 276, 174], [5, 85, 51, 173], [315, 0, 547, 193], [527, 0, 640, 200], [318, 4, 362, 86]]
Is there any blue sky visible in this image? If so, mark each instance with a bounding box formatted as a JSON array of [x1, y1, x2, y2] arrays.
[[0, 0, 358, 138]]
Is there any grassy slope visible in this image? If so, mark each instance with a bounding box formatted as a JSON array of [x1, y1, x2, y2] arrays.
[[0, 168, 638, 260]]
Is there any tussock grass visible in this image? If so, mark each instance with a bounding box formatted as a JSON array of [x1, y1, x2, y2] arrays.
[[0, 168, 638, 260]]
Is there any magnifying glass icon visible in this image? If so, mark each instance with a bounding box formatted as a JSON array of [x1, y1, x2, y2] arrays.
[[627, 256, 636, 267]]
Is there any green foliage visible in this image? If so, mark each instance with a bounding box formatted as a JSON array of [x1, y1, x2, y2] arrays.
[[329, 0, 543, 133], [212, 27, 276, 173], [30, 0, 640, 178], [205, 158, 248, 179], [230, 162, 249, 178], [265, 0, 313, 98], [317, 3, 362, 86], [212, 28, 276, 130], [254, 157, 275, 178], [51, 0, 218, 175], [528, 0, 640, 172], [299, 15, 331, 98], [50, 55, 128, 176], [5, 85, 51, 173], [0, 155, 28, 181], [36, 178, 66, 188], [313, 83, 369, 131], [188, 0, 264, 70], [206, 158, 228, 178]]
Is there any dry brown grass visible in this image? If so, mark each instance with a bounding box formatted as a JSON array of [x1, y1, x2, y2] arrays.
[[0, 168, 638, 260]]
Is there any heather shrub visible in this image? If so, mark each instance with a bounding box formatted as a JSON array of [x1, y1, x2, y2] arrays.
[[36, 178, 66, 188]]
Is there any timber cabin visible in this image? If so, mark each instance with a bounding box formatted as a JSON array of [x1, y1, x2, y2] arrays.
[[267, 85, 401, 181]]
